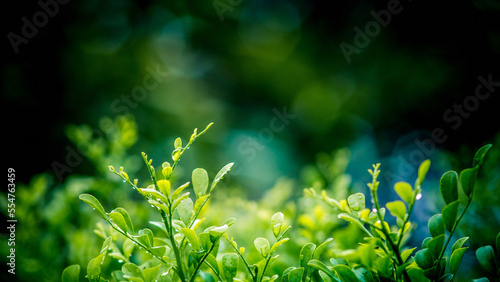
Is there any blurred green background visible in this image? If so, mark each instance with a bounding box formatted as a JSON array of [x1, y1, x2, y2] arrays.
[[2, 0, 500, 281]]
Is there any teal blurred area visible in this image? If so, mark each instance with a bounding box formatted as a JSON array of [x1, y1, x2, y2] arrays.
[[2, 0, 500, 280]]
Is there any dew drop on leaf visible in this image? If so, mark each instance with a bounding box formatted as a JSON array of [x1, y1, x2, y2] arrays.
[[118, 260, 123, 263], [416, 193, 422, 200], [372, 208, 377, 212]]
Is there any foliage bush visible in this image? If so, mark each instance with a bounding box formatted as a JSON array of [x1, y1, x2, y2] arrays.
[[62, 124, 499, 282]]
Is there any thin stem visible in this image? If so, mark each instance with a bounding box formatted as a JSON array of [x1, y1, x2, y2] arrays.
[[189, 243, 216, 282], [223, 236, 257, 281], [162, 211, 187, 282], [259, 256, 272, 282], [435, 197, 473, 277], [203, 260, 225, 282]]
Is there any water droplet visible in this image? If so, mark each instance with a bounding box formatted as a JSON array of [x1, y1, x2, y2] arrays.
[[337, 215, 342, 219], [118, 260, 123, 263], [372, 208, 377, 212], [122, 180, 126, 183], [416, 193, 422, 200]]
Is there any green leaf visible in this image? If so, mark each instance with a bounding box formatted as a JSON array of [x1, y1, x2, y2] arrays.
[[151, 245, 167, 257], [287, 267, 305, 282], [313, 238, 334, 259], [394, 181, 414, 204], [123, 238, 135, 259], [427, 234, 445, 260], [177, 198, 194, 225], [206, 254, 219, 274], [476, 245, 497, 274], [307, 260, 339, 281], [174, 137, 182, 149], [208, 225, 228, 242], [210, 163, 234, 193], [416, 160, 431, 187], [172, 182, 190, 201], [157, 180, 171, 197], [386, 201, 407, 220], [172, 192, 190, 211], [133, 233, 151, 248], [332, 265, 360, 282], [270, 238, 289, 253], [180, 228, 200, 251], [109, 211, 128, 233], [122, 263, 145, 280], [451, 237, 469, 254], [300, 242, 316, 269], [79, 194, 107, 220], [143, 264, 162, 282], [254, 237, 271, 258], [222, 253, 239, 281], [497, 232, 500, 262], [62, 265, 80, 282], [428, 214, 445, 237], [407, 268, 431, 282], [401, 247, 417, 262], [473, 144, 492, 168], [442, 200, 460, 232], [440, 171, 458, 205], [271, 212, 284, 238], [358, 241, 376, 268], [415, 249, 433, 269], [459, 167, 478, 197], [347, 193, 365, 211], [192, 168, 209, 198], [449, 247, 468, 275], [199, 232, 211, 251], [338, 213, 366, 231], [113, 207, 134, 234], [139, 188, 169, 204]]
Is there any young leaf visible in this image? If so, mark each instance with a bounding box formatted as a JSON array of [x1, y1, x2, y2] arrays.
[[62, 265, 80, 282], [333, 265, 361, 282], [300, 242, 316, 270], [192, 168, 209, 198], [123, 238, 135, 259], [386, 201, 407, 220], [415, 249, 433, 269], [270, 238, 289, 253], [177, 198, 194, 226], [210, 162, 234, 193], [476, 245, 497, 274], [108, 211, 128, 233], [174, 137, 182, 149], [79, 194, 108, 220], [254, 237, 271, 258], [206, 254, 220, 274], [347, 193, 365, 211], [180, 228, 200, 251], [416, 160, 431, 187], [222, 253, 239, 281], [122, 263, 145, 281], [427, 234, 445, 260], [440, 171, 458, 205], [473, 144, 492, 168], [394, 181, 414, 204], [313, 238, 334, 260], [428, 214, 445, 237], [113, 207, 134, 234], [287, 267, 305, 282], [451, 237, 469, 254], [459, 167, 478, 197], [449, 247, 468, 275], [271, 212, 284, 238], [441, 200, 460, 232], [307, 260, 338, 281], [143, 264, 162, 282], [401, 247, 417, 262], [157, 180, 171, 198]]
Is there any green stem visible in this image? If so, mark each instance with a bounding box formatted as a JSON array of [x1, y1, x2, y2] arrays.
[[203, 260, 225, 282], [162, 211, 187, 282], [223, 237, 257, 281], [435, 197, 472, 278], [259, 256, 272, 282], [189, 243, 215, 282]]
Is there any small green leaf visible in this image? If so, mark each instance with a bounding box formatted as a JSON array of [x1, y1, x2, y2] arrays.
[[459, 167, 478, 197], [451, 237, 469, 254], [473, 144, 492, 168], [300, 243, 316, 269], [123, 238, 135, 258], [394, 181, 414, 204], [338, 213, 366, 231], [287, 267, 305, 282], [157, 180, 171, 197], [151, 245, 167, 257], [347, 193, 365, 211], [307, 260, 338, 281], [180, 228, 200, 251], [177, 198, 194, 226], [192, 168, 209, 197], [449, 247, 468, 275], [427, 234, 445, 260], [442, 200, 460, 232], [172, 182, 190, 200], [206, 254, 219, 274], [143, 264, 162, 282], [476, 245, 497, 274], [109, 211, 128, 233], [254, 237, 271, 258], [271, 212, 284, 238], [440, 171, 458, 205], [122, 263, 145, 280], [208, 225, 228, 242], [313, 238, 334, 260], [401, 247, 417, 262], [132, 233, 151, 248], [113, 207, 134, 234], [415, 249, 433, 269], [386, 201, 407, 220], [139, 188, 169, 204], [174, 137, 182, 149], [222, 253, 239, 281], [62, 265, 80, 282], [270, 238, 289, 253], [332, 265, 360, 282], [210, 163, 234, 193], [416, 160, 431, 187], [79, 194, 108, 220], [428, 214, 445, 237]]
